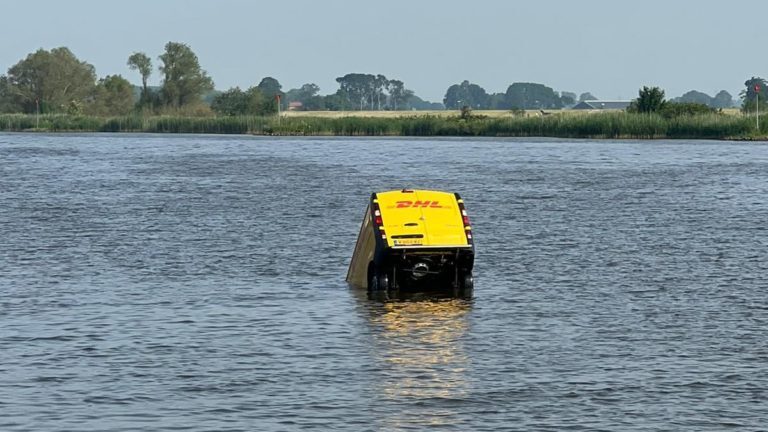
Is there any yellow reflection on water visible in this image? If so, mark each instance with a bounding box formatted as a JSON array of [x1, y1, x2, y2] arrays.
[[362, 296, 472, 429]]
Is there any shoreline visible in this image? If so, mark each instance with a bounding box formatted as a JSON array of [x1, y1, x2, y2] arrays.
[[1, 112, 766, 141]]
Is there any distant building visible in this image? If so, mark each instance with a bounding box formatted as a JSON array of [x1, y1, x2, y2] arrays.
[[572, 100, 632, 110], [287, 101, 303, 111]]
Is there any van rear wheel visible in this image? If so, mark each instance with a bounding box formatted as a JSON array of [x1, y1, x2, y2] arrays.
[[456, 273, 474, 299], [368, 270, 392, 301], [369, 270, 389, 292]]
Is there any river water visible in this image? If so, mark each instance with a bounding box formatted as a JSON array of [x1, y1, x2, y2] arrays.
[[1, 133, 767, 431]]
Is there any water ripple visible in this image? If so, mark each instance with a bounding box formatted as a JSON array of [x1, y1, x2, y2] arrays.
[[1, 135, 767, 430]]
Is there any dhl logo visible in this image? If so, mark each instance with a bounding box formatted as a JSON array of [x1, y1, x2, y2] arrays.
[[395, 200, 444, 208]]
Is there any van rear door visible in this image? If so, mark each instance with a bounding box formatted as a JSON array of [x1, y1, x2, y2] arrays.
[[377, 190, 468, 247]]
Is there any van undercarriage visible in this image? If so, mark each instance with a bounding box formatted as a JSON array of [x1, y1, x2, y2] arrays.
[[368, 247, 474, 299]]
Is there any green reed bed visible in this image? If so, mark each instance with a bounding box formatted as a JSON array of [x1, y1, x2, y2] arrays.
[[429, 112, 758, 139], [0, 114, 103, 132], [0, 112, 763, 139], [395, 113, 669, 138], [665, 113, 755, 139]]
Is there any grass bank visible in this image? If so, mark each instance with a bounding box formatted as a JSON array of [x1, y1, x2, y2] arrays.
[[0, 112, 764, 139]]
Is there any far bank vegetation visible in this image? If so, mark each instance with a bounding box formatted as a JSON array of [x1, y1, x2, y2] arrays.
[[0, 43, 765, 139]]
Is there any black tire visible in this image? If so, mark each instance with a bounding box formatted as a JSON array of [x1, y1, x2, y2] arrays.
[[458, 273, 474, 299], [369, 268, 389, 292], [462, 273, 474, 290], [377, 273, 389, 291], [368, 270, 391, 301]]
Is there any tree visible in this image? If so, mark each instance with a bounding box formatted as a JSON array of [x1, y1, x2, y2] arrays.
[[740, 77, 767, 113], [127, 52, 152, 104], [406, 94, 444, 110], [387, 79, 412, 110], [284, 83, 324, 110], [336, 73, 375, 110], [5, 47, 96, 113], [211, 87, 248, 116], [671, 90, 734, 109], [248, 86, 276, 115], [579, 92, 598, 102], [660, 102, 715, 118], [504, 82, 562, 109], [712, 90, 734, 109], [284, 83, 319, 102], [257, 77, 283, 98], [628, 86, 666, 113], [301, 94, 325, 111], [443, 80, 490, 109], [488, 93, 508, 109], [331, 73, 412, 111], [210, 86, 273, 116], [0, 75, 19, 113], [399, 95, 445, 111], [158, 42, 214, 108], [372, 74, 387, 110], [323, 90, 347, 111], [675, 90, 712, 105], [560, 91, 577, 107], [299, 83, 325, 111], [88, 75, 135, 116], [256, 77, 284, 110], [300, 83, 320, 98]]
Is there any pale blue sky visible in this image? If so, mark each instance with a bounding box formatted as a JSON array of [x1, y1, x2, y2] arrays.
[[1, 0, 764, 102]]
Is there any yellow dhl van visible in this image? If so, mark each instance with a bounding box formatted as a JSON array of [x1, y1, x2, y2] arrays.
[[346, 189, 475, 299]]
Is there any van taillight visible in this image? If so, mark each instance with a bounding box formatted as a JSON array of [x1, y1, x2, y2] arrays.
[[457, 198, 473, 244], [372, 199, 386, 239], [372, 203, 383, 226]]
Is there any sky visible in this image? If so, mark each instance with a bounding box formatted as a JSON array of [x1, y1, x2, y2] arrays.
[[1, 0, 765, 103]]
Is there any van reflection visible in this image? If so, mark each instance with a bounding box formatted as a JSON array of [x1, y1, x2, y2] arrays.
[[354, 289, 472, 429]]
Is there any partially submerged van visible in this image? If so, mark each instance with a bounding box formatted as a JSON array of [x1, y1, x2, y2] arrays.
[[346, 189, 475, 299]]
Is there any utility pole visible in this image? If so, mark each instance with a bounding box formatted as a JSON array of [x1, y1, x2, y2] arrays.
[[756, 84, 761, 132], [276, 94, 281, 119]]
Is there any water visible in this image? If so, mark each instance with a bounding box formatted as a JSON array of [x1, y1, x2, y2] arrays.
[[1, 133, 767, 431]]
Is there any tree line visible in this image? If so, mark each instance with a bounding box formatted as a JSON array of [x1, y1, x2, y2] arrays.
[[0, 42, 759, 117], [209, 73, 422, 115], [625, 80, 765, 117], [442, 80, 739, 111], [0, 43, 437, 116], [443, 80, 586, 110], [0, 43, 215, 116]]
